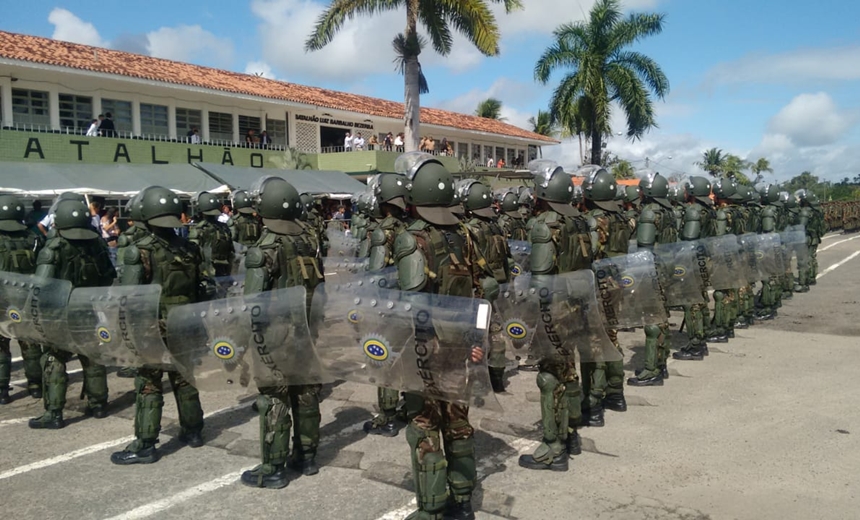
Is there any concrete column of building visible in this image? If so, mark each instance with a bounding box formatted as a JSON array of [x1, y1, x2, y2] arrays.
[[92, 95, 102, 120], [0, 79, 12, 127], [201, 107, 210, 142], [167, 101, 177, 140], [131, 97, 142, 136], [48, 86, 60, 130], [232, 110, 240, 144], [287, 113, 296, 149], [260, 109, 267, 132]]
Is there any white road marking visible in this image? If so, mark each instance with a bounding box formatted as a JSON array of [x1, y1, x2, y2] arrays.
[[0, 417, 31, 427], [101, 469, 253, 520], [819, 235, 860, 251], [817, 250, 860, 279], [374, 499, 418, 520], [9, 367, 83, 387], [11, 356, 22, 363]]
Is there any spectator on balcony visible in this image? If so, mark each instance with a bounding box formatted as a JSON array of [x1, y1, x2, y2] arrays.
[[394, 132, 404, 152], [259, 130, 271, 148], [487, 157, 495, 168], [368, 134, 378, 151], [86, 118, 100, 137], [344, 131, 354, 151], [99, 112, 116, 138], [354, 132, 366, 151], [440, 137, 449, 155], [383, 132, 393, 151], [101, 207, 120, 264], [426, 136, 436, 154], [187, 126, 201, 144], [497, 157, 506, 169], [245, 129, 260, 147]]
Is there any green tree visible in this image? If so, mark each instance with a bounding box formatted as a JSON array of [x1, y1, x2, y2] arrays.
[[723, 154, 752, 185], [535, 0, 669, 165], [696, 147, 726, 177], [306, 0, 521, 152], [611, 159, 635, 179], [527, 110, 558, 137], [749, 157, 773, 184], [476, 97, 506, 120]]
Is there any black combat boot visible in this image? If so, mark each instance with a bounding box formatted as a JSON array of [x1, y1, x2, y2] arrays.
[[445, 500, 476, 520], [29, 386, 42, 399], [673, 344, 705, 361], [240, 464, 289, 489], [116, 367, 137, 378], [706, 333, 729, 343], [363, 415, 401, 437], [0, 387, 10, 405], [87, 403, 108, 419], [288, 455, 319, 476], [179, 429, 204, 448], [28, 411, 65, 430], [734, 318, 749, 329], [627, 372, 663, 386], [603, 393, 627, 412], [518, 452, 568, 471], [489, 367, 506, 393], [581, 403, 604, 427], [110, 440, 160, 465], [566, 429, 581, 456], [518, 355, 539, 372]]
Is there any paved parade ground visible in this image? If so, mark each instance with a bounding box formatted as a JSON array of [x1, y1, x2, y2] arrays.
[[1, 232, 858, 520]]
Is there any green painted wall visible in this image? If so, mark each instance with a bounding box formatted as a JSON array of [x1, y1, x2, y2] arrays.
[[316, 149, 461, 175]]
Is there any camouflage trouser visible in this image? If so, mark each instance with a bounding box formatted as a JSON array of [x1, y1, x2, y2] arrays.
[[757, 276, 781, 313], [134, 368, 204, 443], [739, 283, 755, 320], [0, 337, 42, 391], [711, 289, 737, 335], [684, 291, 710, 345], [581, 329, 624, 408], [256, 384, 321, 467], [639, 322, 670, 379], [808, 243, 818, 281], [41, 348, 107, 413]]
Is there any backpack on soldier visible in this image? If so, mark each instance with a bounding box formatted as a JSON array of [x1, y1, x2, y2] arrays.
[[45, 237, 114, 288], [0, 232, 39, 274], [408, 220, 473, 298]]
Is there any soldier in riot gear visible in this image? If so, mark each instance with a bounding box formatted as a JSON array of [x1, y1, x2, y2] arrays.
[[776, 191, 796, 299], [805, 192, 825, 285], [301, 193, 328, 257], [580, 168, 630, 426], [669, 185, 686, 235], [622, 185, 641, 234], [627, 172, 677, 386], [29, 198, 116, 429], [362, 173, 410, 437], [756, 184, 782, 320], [519, 160, 591, 471], [239, 176, 324, 489], [229, 190, 263, 247], [794, 190, 817, 292], [459, 179, 512, 393], [0, 195, 45, 404], [710, 178, 745, 342], [496, 189, 529, 241], [189, 191, 235, 277], [110, 186, 206, 464], [391, 152, 487, 520], [113, 193, 149, 379]]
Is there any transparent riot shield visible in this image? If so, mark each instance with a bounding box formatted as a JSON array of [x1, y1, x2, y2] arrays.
[[628, 239, 639, 253], [592, 251, 668, 329], [700, 235, 747, 290], [326, 228, 359, 257], [0, 273, 71, 348], [166, 286, 325, 394], [322, 256, 371, 284], [526, 271, 620, 363], [742, 233, 784, 278], [232, 242, 248, 276], [67, 284, 171, 368], [214, 275, 246, 300], [780, 225, 809, 269], [507, 240, 531, 276], [493, 275, 541, 366], [652, 241, 708, 306], [310, 283, 500, 410]]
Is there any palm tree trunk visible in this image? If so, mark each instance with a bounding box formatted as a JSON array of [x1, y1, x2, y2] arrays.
[[578, 133, 584, 165], [591, 129, 602, 165], [403, 0, 420, 152]]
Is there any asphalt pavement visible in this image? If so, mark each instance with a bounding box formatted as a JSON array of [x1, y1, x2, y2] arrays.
[[1, 232, 859, 520]]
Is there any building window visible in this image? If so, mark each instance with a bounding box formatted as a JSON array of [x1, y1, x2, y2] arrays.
[[140, 103, 169, 137], [101, 98, 133, 133], [238, 115, 261, 145], [176, 108, 202, 140], [457, 142, 468, 159], [528, 145, 538, 161], [265, 117, 287, 147], [209, 111, 233, 142], [58, 94, 93, 131], [11, 88, 50, 127], [484, 145, 493, 164]]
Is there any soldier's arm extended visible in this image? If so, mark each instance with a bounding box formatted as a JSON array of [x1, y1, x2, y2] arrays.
[[34, 240, 60, 278], [760, 206, 777, 233], [636, 207, 658, 249], [715, 208, 729, 236], [528, 220, 555, 274], [393, 231, 427, 292]]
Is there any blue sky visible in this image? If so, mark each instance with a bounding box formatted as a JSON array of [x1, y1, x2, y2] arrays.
[[3, 0, 859, 182]]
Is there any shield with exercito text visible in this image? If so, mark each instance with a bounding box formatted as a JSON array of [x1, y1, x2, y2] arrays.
[[0, 272, 70, 348], [592, 250, 668, 329]]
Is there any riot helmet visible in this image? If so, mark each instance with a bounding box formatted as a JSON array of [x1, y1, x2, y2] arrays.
[[372, 173, 410, 211], [685, 176, 713, 206], [638, 171, 670, 206], [299, 193, 315, 213], [138, 186, 184, 229], [195, 191, 222, 217], [0, 194, 27, 232], [757, 183, 779, 205], [232, 190, 255, 215], [54, 198, 99, 240], [529, 159, 575, 216], [395, 152, 458, 225], [459, 179, 496, 218], [625, 185, 642, 204], [581, 168, 619, 212], [250, 175, 303, 234], [784, 191, 798, 209], [712, 177, 738, 201]]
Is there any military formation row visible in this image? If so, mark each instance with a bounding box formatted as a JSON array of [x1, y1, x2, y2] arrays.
[[821, 199, 860, 233], [0, 153, 825, 520]]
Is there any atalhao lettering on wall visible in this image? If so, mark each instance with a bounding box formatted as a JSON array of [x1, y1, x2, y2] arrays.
[[295, 114, 374, 130]]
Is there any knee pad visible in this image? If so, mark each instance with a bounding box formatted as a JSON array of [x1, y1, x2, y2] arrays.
[[536, 371, 561, 393], [644, 324, 661, 339], [713, 291, 725, 302], [445, 437, 476, 498]]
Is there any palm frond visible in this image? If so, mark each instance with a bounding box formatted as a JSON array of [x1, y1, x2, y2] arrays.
[[392, 33, 429, 94], [534, 39, 585, 84], [437, 0, 501, 56], [612, 51, 669, 99], [418, 0, 453, 55], [305, 0, 402, 51], [606, 63, 656, 140], [487, 0, 523, 14], [475, 97, 505, 119], [610, 12, 666, 50]]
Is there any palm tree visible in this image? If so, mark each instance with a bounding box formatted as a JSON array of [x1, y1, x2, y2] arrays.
[[749, 157, 773, 184], [723, 154, 751, 184], [535, 0, 669, 165], [476, 98, 506, 120], [696, 147, 726, 177], [306, 0, 521, 152], [611, 159, 635, 180], [527, 110, 558, 137]]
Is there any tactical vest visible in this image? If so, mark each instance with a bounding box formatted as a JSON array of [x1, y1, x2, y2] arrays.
[[590, 209, 631, 259], [695, 203, 717, 238], [191, 219, 234, 271], [643, 202, 677, 245], [136, 233, 201, 313], [465, 216, 510, 283], [256, 228, 323, 298], [499, 214, 528, 241], [406, 219, 473, 298], [536, 210, 593, 273], [232, 214, 262, 247], [374, 215, 404, 266], [728, 206, 746, 235], [0, 230, 40, 274], [745, 203, 761, 234], [44, 236, 114, 288]]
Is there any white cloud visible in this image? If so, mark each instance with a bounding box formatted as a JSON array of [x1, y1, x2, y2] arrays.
[[766, 92, 858, 147], [145, 25, 234, 66], [434, 78, 548, 132], [706, 45, 860, 85], [48, 8, 107, 47], [244, 60, 277, 79], [491, 0, 662, 36]]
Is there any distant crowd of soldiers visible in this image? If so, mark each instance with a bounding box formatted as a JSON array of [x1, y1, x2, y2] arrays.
[[822, 199, 860, 233]]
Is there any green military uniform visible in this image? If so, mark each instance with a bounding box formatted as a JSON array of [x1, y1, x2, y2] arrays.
[[709, 179, 746, 342], [460, 179, 512, 393], [627, 173, 677, 385], [363, 173, 410, 438], [29, 197, 116, 429], [756, 184, 782, 320], [229, 190, 263, 247], [519, 160, 592, 472], [776, 192, 796, 299], [669, 185, 686, 236], [496, 190, 529, 241], [110, 186, 206, 465], [189, 191, 235, 277], [240, 177, 324, 489], [0, 195, 44, 404], [581, 169, 631, 425], [806, 192, 825, 285], [301, 193, 328, 257]]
